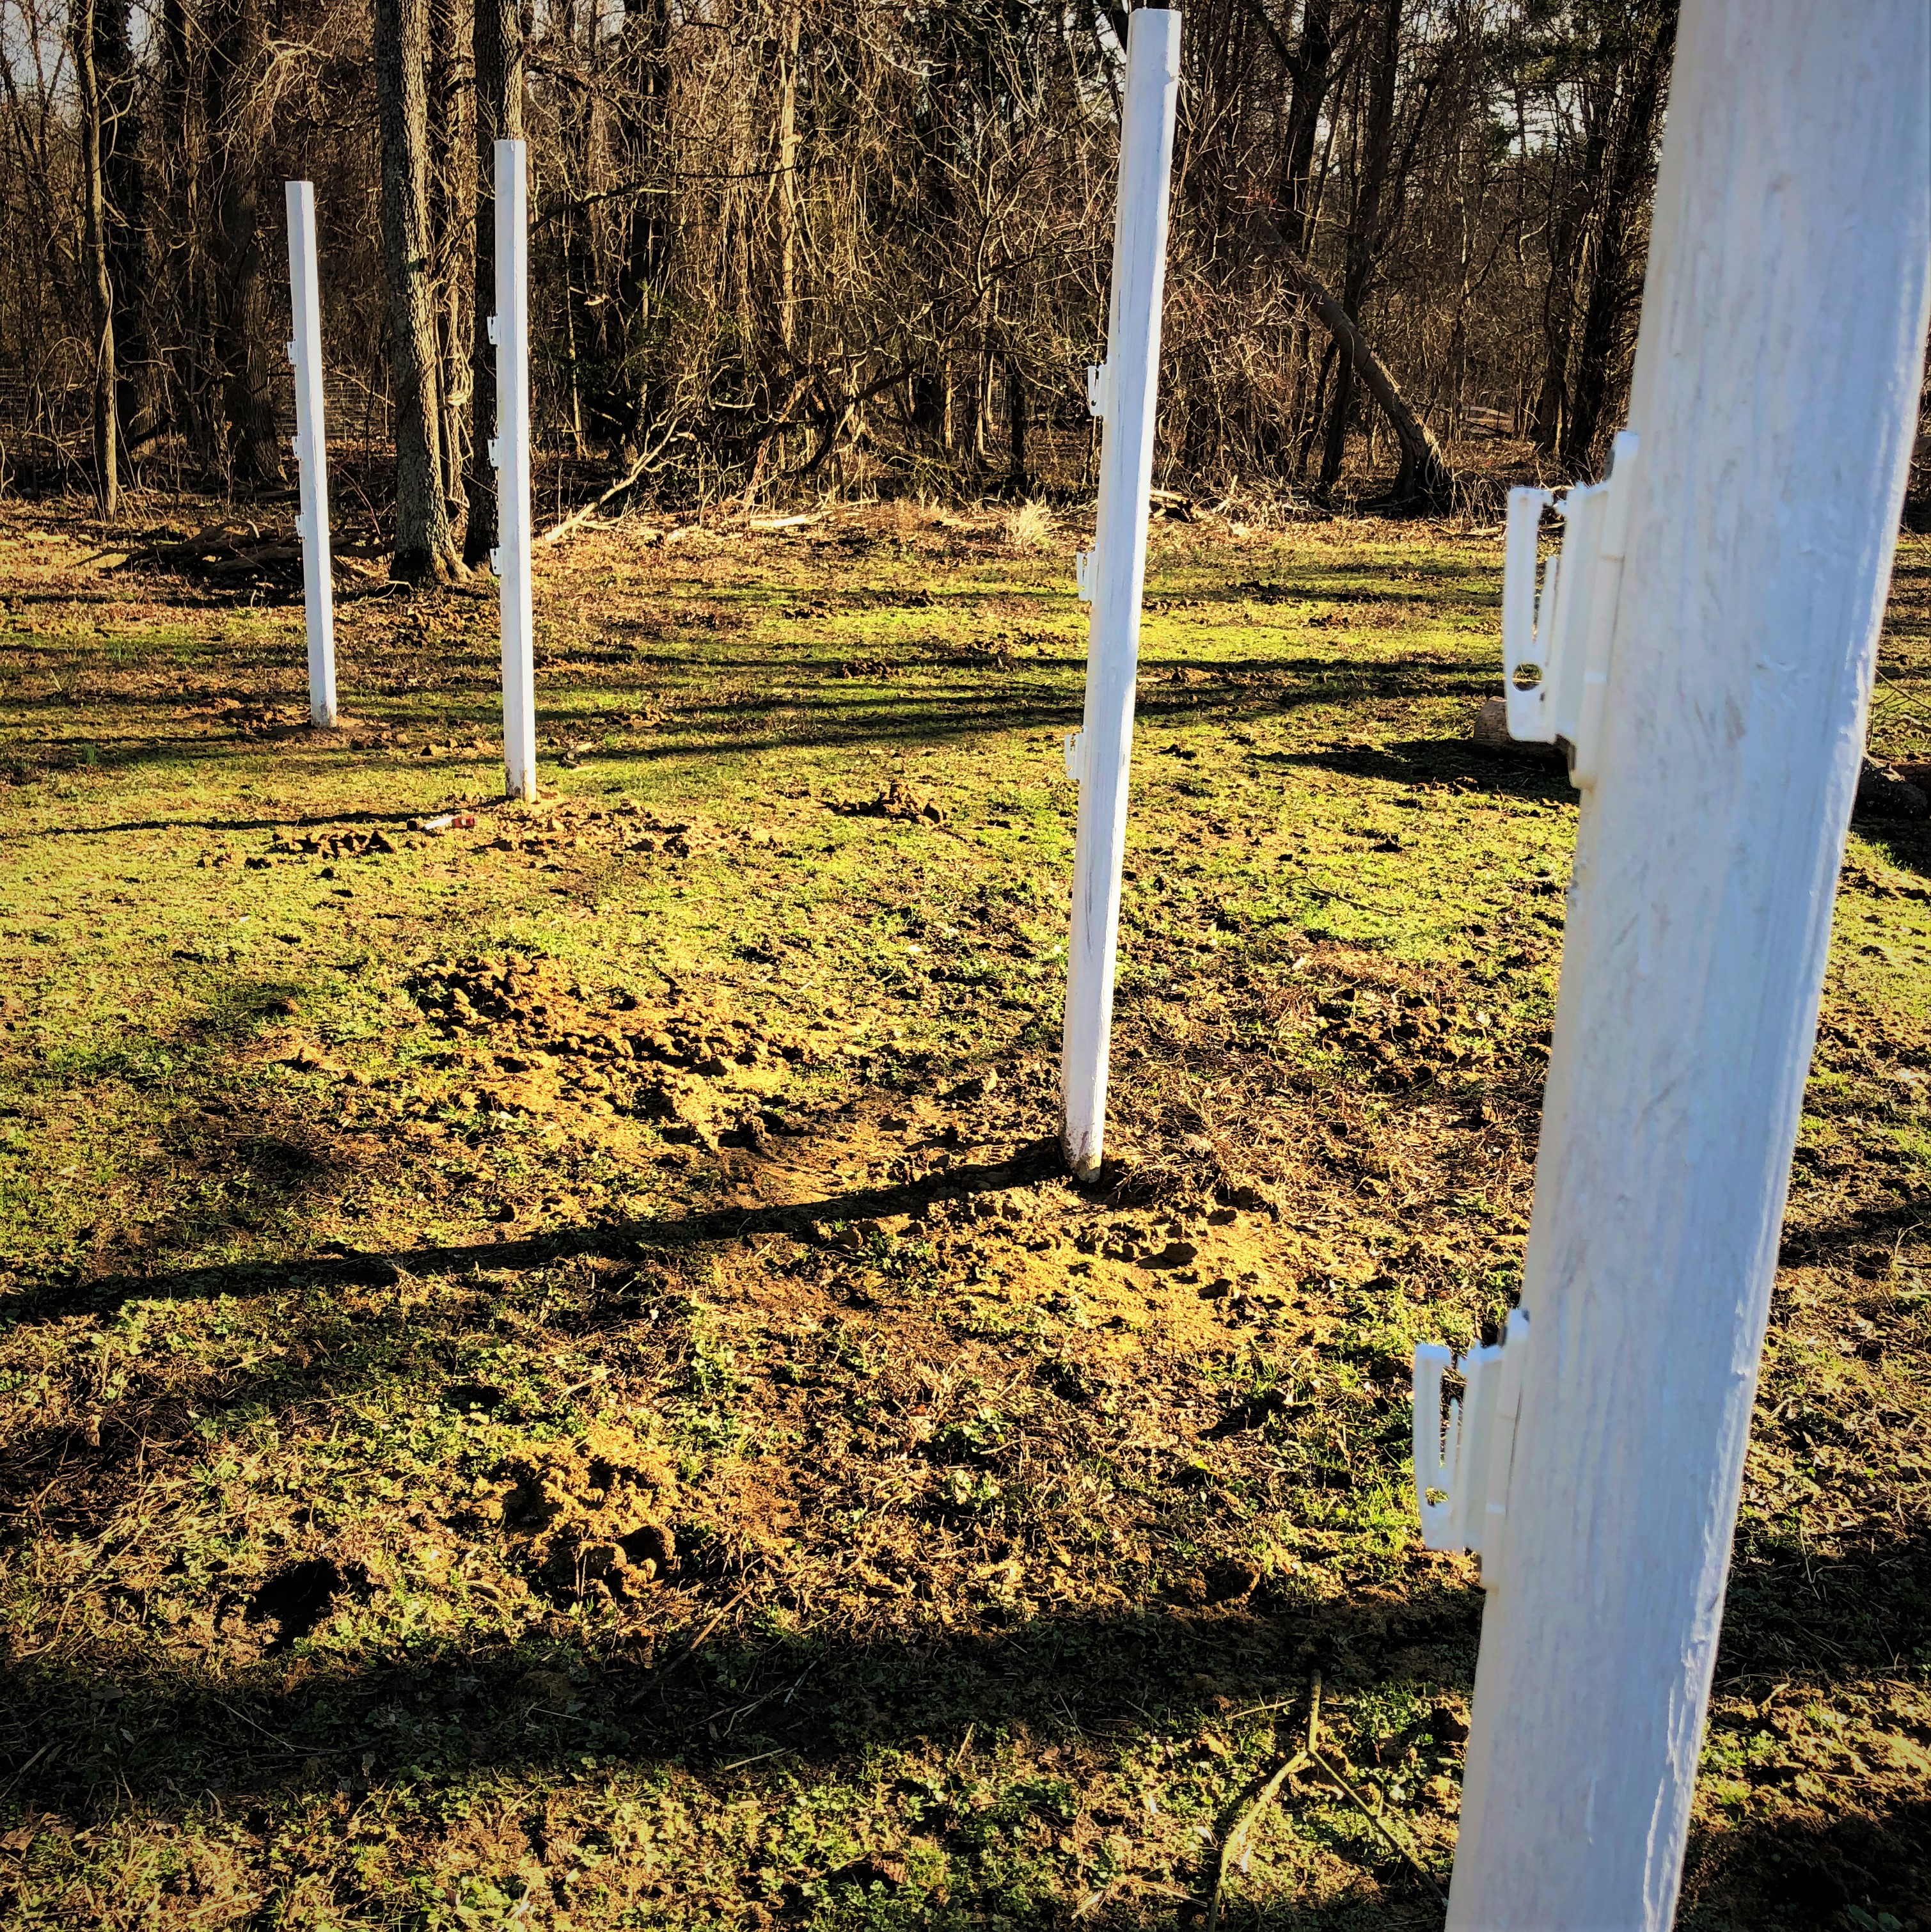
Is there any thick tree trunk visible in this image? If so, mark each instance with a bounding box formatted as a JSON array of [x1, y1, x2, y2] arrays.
[[776, 2, 800, 354], [1562, 0, 1678, 473], [466, 0, 524, 566], [377, 0, 461, 582], [206, 0, 284, 485], [1247, 208, 1451, 505], [614, 0, 671, 461], [75, 0, 118, 519], [161, 0, 217, 470], [1321, 0, 1401, 486], [1007, 352, 1027, 488]]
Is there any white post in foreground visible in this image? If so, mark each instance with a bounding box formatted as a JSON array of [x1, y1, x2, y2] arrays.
[[492, 138, 537, 803], [1060, 8, 1180, 1180], [284, 181, 337, 728], [1440, 6, 1930, 1926]]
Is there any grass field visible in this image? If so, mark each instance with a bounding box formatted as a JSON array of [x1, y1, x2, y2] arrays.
[[0, 495, 1925, 1930]]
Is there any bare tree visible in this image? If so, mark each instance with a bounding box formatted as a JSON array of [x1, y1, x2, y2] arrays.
[[465, 0, 523, 567], [72, 0, 116, 516], [376, 0, 461, 581], [207, 0, 284, 484]]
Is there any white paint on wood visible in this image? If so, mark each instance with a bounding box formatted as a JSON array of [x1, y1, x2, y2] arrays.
[[1060, 8, 1181, 1180], [494, 138, 537, 804], [1447, 4, 1931, 1925], [284, 180, 337, 729]]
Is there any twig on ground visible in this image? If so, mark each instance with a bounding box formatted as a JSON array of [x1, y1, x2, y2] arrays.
[[1309, 1749, 1445, 1903], [633, 1592, 753, 1700], [1205, 1670, 1323, 1931]]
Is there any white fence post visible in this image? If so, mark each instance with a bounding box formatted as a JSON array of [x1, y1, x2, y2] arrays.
[[493, 138, 537, 804], [283, 180, 337, 729], [1435, 5, 1931, 1926], [1059, 8, 1181, 1180]]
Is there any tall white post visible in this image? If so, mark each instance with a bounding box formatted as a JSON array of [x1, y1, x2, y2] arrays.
[[493, 138, 537, 804], [1059, 8, 1180, 1180], [1445, 6, 1930, 1926], [284, 180, 337, 729]]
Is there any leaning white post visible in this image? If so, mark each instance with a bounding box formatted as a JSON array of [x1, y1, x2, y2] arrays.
[[1059, 8, 1180, 1180], [492, 138, 537, 803], [284, 180, 337, 728], [1434, 5, 1931, 1926]]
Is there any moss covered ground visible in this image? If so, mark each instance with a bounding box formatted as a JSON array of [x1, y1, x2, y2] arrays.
[[0, 498, 1925, 1929]]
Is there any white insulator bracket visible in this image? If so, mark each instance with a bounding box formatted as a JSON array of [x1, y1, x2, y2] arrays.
[[487, 313, 500, 346], [1414, 1306, 1530, 1590], [1075, 550, 1097, 602], [1064, 729, 1087, 784], [488, 436, 502, 471], [1085, 361, 1110, 420], [1501, 429, 1639, 789]]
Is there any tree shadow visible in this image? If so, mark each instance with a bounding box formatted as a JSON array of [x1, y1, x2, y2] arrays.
[[1856, 814, 1931, 886], [0, 1579, 1470, 1926], [1266, 736, 1576, 806]]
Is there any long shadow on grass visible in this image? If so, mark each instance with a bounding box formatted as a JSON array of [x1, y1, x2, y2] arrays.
[[0, 1576, 1476, 1924], [4, 1136, 1073, 1331], [1266, 738, 1577, 807], [9, 654, 1500, 773], [1857, 815, 1931, 885]]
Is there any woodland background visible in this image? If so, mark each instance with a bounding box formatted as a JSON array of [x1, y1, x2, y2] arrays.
[[0, 0, 1708, 579]]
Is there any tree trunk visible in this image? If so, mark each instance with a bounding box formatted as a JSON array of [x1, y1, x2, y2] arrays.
[[75, 0, 118, 519], [161, 0, 217, 470], [1321, 0, 1401, 486], [1007, 352, 1027, 488], [207, 0, 285, 485], [377, 0, 461, 582], [93, 0, 156, 464], [465, 0, 524, 567], [776, 1, 800, 354], [429, 0, 469, 513], [615, 0, 671, 461], [1562, 0, 1678, 473], [1277, 0, 1333, 256], [1247, 208, 1451, 505]]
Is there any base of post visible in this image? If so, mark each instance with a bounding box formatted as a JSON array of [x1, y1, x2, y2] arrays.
[[310, 706, 339, 729], [507, 773, 537, 804], [1061, 1128, 1103, 1183]]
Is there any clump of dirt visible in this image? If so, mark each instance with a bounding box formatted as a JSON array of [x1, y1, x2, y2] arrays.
[[839, 779, 948, 824], [1310, 982, 1497, 1089], [478, 1423, 678, 1599], [168, 694, 298, 735], [265, 825, 404, 863], [406, 951, 831, 1146], [486, 801, 778, 862]]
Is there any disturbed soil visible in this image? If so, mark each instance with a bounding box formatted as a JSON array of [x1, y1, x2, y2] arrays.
[[0, 495, 1925, 1930]]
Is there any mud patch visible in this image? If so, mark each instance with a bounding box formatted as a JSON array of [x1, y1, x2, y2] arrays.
[[477, 1423, 679, 1601], [404, 949, 832, 1148]]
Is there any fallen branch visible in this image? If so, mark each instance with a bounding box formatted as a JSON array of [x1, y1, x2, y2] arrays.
[[1241, 205, 1453, 507], [538, 451, 656, 546]]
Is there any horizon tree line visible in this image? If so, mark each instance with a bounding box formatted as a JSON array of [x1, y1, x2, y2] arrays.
[[0, 0, 1678, 579]]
